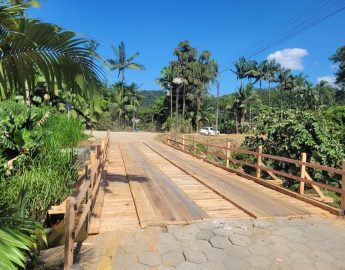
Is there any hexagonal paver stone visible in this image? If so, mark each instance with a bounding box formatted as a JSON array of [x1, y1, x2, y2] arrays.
[[228, 234, 252, 246], [213, 228, 232, 237], [227, 245, 251, 258], [158, 233, 176, 243], [126, 263, 150, 270], [289, 252, 311, 264], [138, 251, 162, 267], [210, 235, 232, 249], [158, 266, 175, 270], [201, 261, 226, 270], [175, 231, 194, 242], [176, 262, 200, 270], [253, 220, 273, 229], [190, 240, 211, 252], [123, 242, 148, 254], [204, 247, 227, 262], [162, 252, 185, 267], [246, 255, 272, 268], [195, 230, 214, 241], [114, 252, 137, 268], [310, 251, 335, 263], [224, 257, 250, 270], [184, 250, 207, 264]]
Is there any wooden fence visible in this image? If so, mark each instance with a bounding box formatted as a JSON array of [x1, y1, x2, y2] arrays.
[[64, 132, 110, 270], [165, 134, 345, 214]]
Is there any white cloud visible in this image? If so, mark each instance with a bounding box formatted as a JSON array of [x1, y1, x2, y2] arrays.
[[267, 48, 308, 70], [316, 76, 336, 85]]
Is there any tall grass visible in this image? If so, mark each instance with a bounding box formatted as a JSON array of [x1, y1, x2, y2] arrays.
[[0, 114, 85, 222]]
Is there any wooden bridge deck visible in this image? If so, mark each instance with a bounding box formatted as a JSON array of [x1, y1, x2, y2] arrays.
[[90, 133, 330, 233]]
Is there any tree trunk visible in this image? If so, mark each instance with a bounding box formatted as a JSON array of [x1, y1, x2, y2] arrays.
[[235, 112, 239, 134], [268, 80, 271, 105], [121, 70, 125, 97]]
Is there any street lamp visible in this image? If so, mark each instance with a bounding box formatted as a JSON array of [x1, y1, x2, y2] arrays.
[[173, 77, 183, 133], [166, 83, 173, 119]]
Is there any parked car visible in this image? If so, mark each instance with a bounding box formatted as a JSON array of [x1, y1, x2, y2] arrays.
[[200, 127, 220, 136]]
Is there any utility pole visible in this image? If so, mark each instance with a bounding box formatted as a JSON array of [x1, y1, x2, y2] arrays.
[[215, 80, 220, 134]]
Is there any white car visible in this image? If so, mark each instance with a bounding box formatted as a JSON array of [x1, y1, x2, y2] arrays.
[[200, 127, 220, 136]]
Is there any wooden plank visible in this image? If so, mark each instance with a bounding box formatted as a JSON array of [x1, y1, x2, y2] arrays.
[[163, 141, 341, 215], [148, 142, 326, 218], [121, 143, 209, 226]]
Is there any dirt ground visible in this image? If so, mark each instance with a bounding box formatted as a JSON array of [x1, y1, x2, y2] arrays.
[[184, 133, 252, 147]]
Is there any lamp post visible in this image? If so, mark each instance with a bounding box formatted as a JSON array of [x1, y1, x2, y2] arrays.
[[166, 83, 173, 119], [173, 77, 183, 134]]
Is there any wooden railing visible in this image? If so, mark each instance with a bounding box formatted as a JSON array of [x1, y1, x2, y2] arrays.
[[64, 132, 110, 270], [165, 134, 345, 214]]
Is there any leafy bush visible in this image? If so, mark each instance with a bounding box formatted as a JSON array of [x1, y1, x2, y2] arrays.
[[241, 109, 345, 188], [0, 103, 84, 221], [0, 101, 49, 167]]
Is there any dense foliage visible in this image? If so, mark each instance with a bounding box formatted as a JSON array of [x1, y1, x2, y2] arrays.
[[241, 108, 344, 188]]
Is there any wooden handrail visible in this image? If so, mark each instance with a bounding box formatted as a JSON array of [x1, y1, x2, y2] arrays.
[[64, 131, 110, 270], [165, 134, 345, 211], [167, 136, 345, 176]]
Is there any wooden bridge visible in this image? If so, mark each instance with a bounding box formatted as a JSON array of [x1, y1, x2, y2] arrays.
[[88, 132, 344, 234], [61, 132, 345, 269]]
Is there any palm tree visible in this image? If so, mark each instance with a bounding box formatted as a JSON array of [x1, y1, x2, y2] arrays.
[[244, 60, 258, 84], [0, 4, 102, 101], [232, 57, 248, 87], [233, 84, 259, 132], [106, 41, 145, 96], [264, 60, 280, 104], [111, 90, 128, 127], [276, 67, 292, 110]]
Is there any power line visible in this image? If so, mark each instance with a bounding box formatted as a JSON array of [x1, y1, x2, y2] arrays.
[[246, 0, 345, 59], [238, 0, 327, 58], [220, 0, 345, 73]]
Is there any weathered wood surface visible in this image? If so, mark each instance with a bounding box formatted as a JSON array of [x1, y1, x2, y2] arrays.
[[135, 143, 249, 219], [147, 141, 330, 219], [89, 142, 139, 233], [121, 143, 209, 227]]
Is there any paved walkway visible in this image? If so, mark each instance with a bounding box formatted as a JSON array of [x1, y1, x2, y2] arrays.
[[112, 217, 345, 270]]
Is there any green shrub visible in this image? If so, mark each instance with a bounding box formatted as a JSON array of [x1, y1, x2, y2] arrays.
[[241, 109, 345, 188]]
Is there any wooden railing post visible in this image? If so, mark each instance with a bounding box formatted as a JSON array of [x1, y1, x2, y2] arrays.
[[182, 134, 185, 150], [101, 139, 105, 161], [192, 136, 195, 153], [90, 151, 96, 189], [341, 160, 345, 211], [299, 153, 307, 195], [256, 145, 262, 178], [64, 197, 76, 270], [226, 141, 231, 168]]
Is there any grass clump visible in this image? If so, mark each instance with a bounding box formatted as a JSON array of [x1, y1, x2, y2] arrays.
[[0, 112, 85, 222]]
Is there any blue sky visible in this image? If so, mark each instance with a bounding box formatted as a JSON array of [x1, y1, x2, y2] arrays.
[[28, 0, 345, 95]]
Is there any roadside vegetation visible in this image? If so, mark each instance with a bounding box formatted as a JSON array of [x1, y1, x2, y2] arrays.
[[139, 40, 345, 206], [0, 0, 345, 268]]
